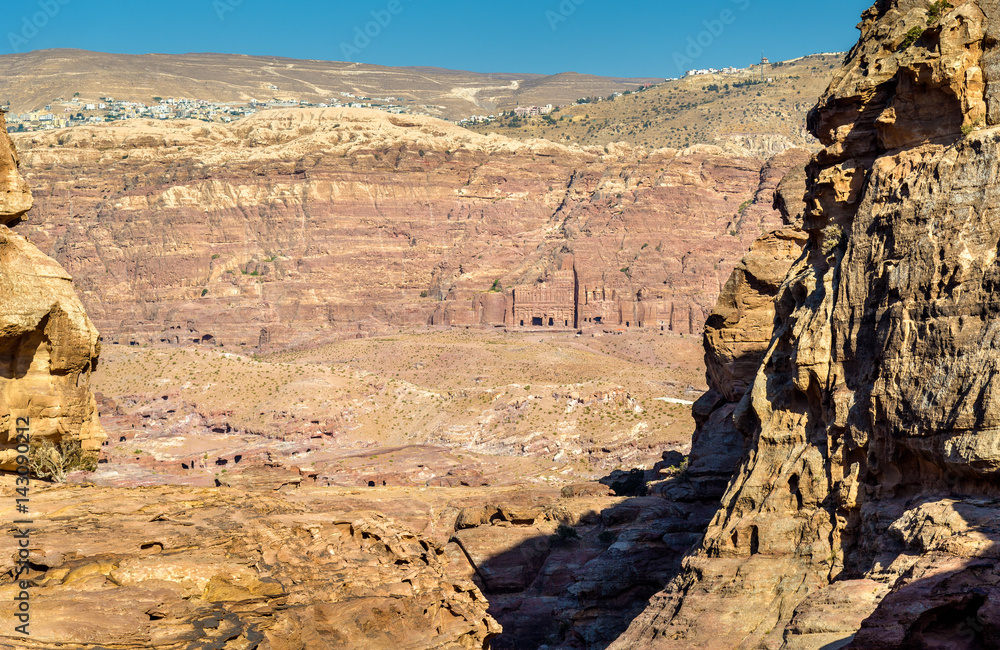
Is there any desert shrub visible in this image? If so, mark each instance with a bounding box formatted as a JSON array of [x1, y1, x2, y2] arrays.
[[551, 524, 580, 545], [928, 1, 953, 23], [661, 457, 690, 480], [822, 224, 847, 256], [598, 530, 618, 545], [900, 26, 925, 50], [28, 439, 98, 482]]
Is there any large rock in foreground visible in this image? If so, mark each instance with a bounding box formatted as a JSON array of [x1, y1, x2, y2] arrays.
[[613, 1, 1000, 647], [0, 481, 499, 648], [0, 112, 104, 468]]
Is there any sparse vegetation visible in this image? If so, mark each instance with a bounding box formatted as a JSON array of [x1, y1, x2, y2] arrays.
[[28, 439, 98, 482], [928, 1, 953, 24], [462, 54, 841, 150], [551, 524, 581, 545], [962, 118, 982, 136], [900, 26, 925, 50], [822, 224, 847, 256]]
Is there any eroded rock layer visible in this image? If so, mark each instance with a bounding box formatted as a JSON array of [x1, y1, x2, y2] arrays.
[[0, 112, 104, 467], [11, 110, 804, 350], [0, 481, 499, 649], [613, 1, 1000, 647]]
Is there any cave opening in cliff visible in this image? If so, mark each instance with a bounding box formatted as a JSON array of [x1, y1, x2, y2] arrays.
[[788, 474, 803, 509], [548, 318, 554, 326], [532, 317, 543, 327]]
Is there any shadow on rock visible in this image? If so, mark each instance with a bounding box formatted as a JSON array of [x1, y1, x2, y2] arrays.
[[449, 453, 720, 649]]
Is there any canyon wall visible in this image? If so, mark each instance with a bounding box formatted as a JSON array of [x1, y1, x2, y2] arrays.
[[10, 110, 806, 351], [613, 1, 1000, 647], [0, 111, 104, 468]]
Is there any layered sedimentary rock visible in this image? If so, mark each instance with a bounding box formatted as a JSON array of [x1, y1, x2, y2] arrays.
[[0, 481, 499, 649], [11, 110, 804, 350], [0, 112, 104, 467], [686, 156, 810, 498], [613, 1, 1000, 647]]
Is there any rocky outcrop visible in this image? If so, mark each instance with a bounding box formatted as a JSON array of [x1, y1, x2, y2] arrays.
[[12, 110, 805, 351], [0, 479, 499, 648], [613, 1, 1000, 647], [0, 111, 104, 468], [686, 155, 810, 498]]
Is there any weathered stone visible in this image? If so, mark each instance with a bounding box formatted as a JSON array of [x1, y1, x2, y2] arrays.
[[0, 481, 500, 648], [612, 2, 1000, 647], [0, 111, 104, 468], [12, 109, 806, 349]]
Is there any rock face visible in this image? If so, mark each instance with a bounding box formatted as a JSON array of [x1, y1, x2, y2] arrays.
[[613, 1, 1000, 647], [0, 112, 104, 468], [687, 156, 810, 498], [0, 480, 499, 649], [11, 110, 806, 351]]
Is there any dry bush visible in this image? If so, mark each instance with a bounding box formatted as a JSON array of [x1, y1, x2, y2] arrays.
[[28, 439, 98, 482]]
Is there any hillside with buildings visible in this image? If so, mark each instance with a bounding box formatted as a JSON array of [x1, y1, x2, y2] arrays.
[[464, 53, 843, 155], [0, 49, 661, 127]]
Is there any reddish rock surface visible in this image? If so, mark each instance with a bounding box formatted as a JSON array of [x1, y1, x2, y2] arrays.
[[10, 110, 807, 351]]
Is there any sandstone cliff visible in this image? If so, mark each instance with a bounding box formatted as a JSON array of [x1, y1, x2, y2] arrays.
[[0, 112, 104, 468], [613, 1, 1000, 647], [11, 110, 805, 351]]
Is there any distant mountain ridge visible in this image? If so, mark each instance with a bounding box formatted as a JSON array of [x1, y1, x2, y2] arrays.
[[0, 49, 662, 120]]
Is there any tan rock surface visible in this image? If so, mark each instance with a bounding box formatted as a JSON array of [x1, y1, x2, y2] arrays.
[[0, 480, 499, 648], [611, 1, 1000, 647], [0, 112, 104, 468], [685, 152, 810, 498]]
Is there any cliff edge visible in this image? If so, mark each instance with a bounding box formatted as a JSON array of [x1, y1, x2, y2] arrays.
[[0, 110, 104, 468], [613, 1, 1000, 647]]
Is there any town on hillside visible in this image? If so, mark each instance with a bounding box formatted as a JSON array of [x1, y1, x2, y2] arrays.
[[2, 91, 431, 132], [2, 57, 780, 133]]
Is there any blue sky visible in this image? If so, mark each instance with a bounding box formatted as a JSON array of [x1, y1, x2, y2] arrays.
[[3, 0, 873, 77]]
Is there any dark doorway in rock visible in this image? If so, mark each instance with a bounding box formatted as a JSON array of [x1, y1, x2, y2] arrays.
[[532, 317, 543, 327], [548, 318, 554, 326]]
